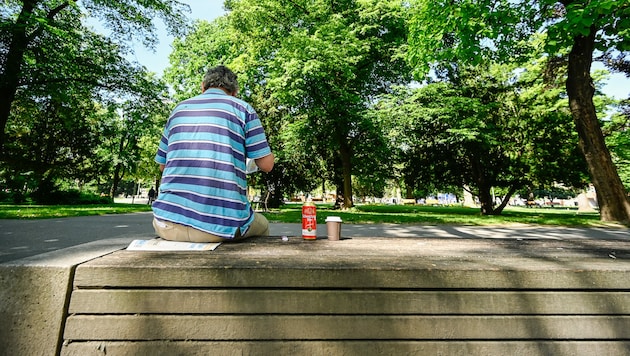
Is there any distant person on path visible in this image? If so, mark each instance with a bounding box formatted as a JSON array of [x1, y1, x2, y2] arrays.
[[152, 65, 274, 242], [147, 187, 156, 205]]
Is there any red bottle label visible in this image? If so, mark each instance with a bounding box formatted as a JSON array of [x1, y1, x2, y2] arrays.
[[302, 204, 317, 239]]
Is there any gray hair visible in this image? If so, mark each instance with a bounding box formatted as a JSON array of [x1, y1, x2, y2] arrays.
[[202, 65, 239, 94]]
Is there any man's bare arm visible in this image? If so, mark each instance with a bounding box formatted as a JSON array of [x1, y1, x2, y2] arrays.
[[255, 153, 275, 173]]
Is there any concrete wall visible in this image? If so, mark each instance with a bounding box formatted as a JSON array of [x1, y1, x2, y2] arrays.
[[0, 239, 131, 356]]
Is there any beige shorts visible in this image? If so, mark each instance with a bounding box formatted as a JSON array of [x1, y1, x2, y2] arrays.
[[152, 213, 270, 243]]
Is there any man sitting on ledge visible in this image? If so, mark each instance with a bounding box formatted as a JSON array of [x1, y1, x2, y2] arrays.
[[152, 65, 275, 243]]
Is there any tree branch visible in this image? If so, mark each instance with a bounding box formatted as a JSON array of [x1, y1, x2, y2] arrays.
[[26, 2, 71, 43], [20, 77, 132, 92], [284, 0, 310, 16]]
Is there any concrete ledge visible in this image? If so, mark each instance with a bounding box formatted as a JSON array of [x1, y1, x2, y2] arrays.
[[0, 238, 133, 356], [60, 236, 630, 355], [61, 341, 630, 356], [70, 237, 630, 289], [4, 234, 630, 355]]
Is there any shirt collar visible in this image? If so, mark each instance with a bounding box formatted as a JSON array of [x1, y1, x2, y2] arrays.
[[204, 88, 229, 95]]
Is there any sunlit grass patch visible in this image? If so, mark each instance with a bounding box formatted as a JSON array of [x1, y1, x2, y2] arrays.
[[262, 203, 605, 227], [0, 204, 152, 219], [0, 202, 611, 227]]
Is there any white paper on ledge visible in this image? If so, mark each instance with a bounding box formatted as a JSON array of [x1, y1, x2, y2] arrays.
[[127, 238, 221, 251]]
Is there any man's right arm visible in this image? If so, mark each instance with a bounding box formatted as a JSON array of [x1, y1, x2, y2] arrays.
[[255, 153, 274, 173]]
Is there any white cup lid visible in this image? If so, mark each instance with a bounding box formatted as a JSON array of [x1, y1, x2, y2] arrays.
[[325, 216, 342, 222]]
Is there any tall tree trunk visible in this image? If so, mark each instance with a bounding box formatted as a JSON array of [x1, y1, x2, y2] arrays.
[[493, 185, 518, 215], [405, 184, 414, 199], [339, 139, 354, 208], [110, 163, 122, 198], [0, 1, 69, 154], [566, 28, 630, 224], [154, 177, 161, 195], [478, 182, 495, 215], [470, 153, 496, 215], [0, 1, 38, 154], [109, 134, 128, 198]]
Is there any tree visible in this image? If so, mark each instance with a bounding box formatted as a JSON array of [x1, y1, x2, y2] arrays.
[[0, 0, 189, 154], [3, 80, 103, 202], [407, 0, 630, 223], [96, 90, 170, 199], [601, 49, 630, 194], [376, 58, 589, 215], [163, 3, 409, 207], [512, 41, 593, 195], [604, 108, 630, 192], [226, 0, 410, 208], [378, 76, 523, 214], [164, 18, 236, 102]]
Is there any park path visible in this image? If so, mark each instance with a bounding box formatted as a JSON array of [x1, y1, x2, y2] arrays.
[[1, 212, 628, 263]]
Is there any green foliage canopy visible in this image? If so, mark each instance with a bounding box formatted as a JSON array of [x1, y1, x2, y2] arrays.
[[224, 0, 410, 207], [0, 0, 190, 150], [406, 0, 630, 222], [0, 0, 188, 201]]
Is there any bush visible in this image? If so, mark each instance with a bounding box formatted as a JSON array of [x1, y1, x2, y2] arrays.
[[0, 190, 27, 204], [32, 189, 112, 205]]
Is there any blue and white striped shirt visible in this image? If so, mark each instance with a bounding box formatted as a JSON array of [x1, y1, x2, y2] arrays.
[[152, 88, 272, 239]]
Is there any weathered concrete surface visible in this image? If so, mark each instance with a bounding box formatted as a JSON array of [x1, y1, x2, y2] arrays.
[[0, 266, 70, 356], [61, 340, 630, 356], [270, 223, 630, 240], [70, 236, 630, 289], [0, 238, 131, 356], [1, 225, 629, 356], [62, 235, 630, 356]]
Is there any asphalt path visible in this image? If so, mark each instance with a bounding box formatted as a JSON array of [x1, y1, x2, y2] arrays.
[[1, 212, 628, 263], [0, 212, 156, 263]]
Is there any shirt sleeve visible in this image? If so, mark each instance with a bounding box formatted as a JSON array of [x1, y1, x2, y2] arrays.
[[155, 120, 170, 165], [244, 109, 271, 160]]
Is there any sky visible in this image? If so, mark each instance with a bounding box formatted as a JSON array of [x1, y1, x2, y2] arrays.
[[126, 0, 226, 77], [126, 1, 629, 100]]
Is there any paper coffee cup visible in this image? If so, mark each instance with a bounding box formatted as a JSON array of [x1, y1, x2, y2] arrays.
[[325, 216, 342, 241]]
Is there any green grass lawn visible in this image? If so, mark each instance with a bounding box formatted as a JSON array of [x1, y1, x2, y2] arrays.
[[0, 203, 153, 219], [261, 203, 613, 227], [0, 202, 620, 228]]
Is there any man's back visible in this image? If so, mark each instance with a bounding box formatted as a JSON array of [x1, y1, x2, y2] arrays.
[[153, 88, 271, 239]]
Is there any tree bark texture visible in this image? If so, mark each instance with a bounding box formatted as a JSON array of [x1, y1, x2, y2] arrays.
[[0, 1, 38, 154], [470, 154, 496, 215], [566, 28, 630, 223], [1, 1, 69, 154], [339, 139, 354, 209]]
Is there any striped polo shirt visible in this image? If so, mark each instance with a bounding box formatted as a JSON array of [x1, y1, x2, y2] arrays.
[[152, 88, 272, 239]]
